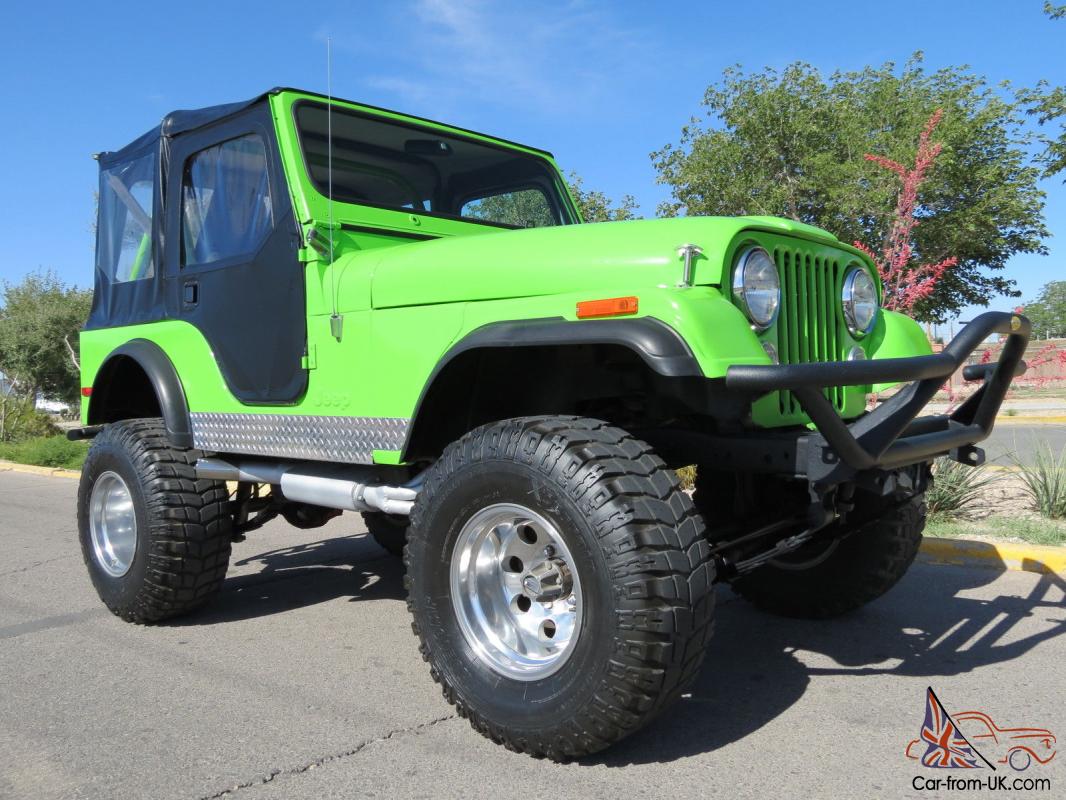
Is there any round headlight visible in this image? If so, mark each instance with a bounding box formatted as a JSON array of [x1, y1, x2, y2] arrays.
[[733, 247, 780, 330], [842, 267, 879, 336]]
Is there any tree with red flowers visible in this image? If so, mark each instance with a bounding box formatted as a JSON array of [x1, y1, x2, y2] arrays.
[[653, 58, 1048, 322], [854, 109, 957, 315]]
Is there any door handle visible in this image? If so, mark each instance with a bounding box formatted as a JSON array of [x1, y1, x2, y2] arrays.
[[183, 281, 199, 306]]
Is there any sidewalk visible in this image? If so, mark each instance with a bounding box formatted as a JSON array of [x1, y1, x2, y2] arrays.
[[922, 397, 1066, 420]]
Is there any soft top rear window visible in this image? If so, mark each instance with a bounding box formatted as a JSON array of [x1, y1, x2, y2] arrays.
[[294, 102, 574, 229], [97, 149, 155, 283]]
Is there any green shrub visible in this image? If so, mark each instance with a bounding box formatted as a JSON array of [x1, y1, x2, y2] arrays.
[[1014, 445, 1066, 519], [926, 515, 1066, 546], [0, 399, 60, 441], [0, 435, 87, 470], [926, 457, 997, 519]]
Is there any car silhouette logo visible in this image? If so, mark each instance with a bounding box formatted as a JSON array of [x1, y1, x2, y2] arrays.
[[905, 688, 1057, 771]]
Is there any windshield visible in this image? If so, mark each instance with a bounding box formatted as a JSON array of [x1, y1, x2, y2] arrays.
[[294, 102, 575, 229]]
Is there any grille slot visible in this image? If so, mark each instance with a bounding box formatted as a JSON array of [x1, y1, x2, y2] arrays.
[[773, 246, 846, 417]]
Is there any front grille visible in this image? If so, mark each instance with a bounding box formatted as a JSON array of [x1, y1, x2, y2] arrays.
[[774, 245, 847, 417]]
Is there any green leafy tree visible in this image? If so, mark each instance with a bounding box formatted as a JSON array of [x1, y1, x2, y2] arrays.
[[652, 56, 1047, 322], [0, 270, 93, 406], [463, 174, 637, 228], [1023, 280, 1066, 338], [463, 189, 556, 229], [1045, 3, 1066, 20], [566, 173, 638, 223]]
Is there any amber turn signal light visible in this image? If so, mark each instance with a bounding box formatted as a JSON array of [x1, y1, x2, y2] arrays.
[[576, 296, 638, 319]]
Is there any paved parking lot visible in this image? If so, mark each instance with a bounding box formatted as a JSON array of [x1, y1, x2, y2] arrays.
[[1, 469, 1064, 799], [983, 423, 1066, 466]]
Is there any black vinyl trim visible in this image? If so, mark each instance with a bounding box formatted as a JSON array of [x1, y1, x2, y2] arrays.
[[400, 316, 702, 461], [90, 340, 193, 449], [438, 317, 702, 379]]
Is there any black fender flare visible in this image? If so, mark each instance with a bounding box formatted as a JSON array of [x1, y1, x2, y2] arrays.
[[401, 316, 702, 460], [89, 339, 194, 449]]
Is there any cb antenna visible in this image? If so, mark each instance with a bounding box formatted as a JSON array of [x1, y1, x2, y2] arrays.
[[327, 36, 343, 341]]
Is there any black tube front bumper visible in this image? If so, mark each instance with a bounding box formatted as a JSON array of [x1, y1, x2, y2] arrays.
[[720, 311, 1030, 486]]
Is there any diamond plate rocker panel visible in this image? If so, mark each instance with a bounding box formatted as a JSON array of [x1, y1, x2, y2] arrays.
[[189, 413, 409, 464]]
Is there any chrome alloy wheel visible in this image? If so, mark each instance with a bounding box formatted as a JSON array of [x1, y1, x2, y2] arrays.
[[88, 471, 138, 578], [450, 503, 583, 681]]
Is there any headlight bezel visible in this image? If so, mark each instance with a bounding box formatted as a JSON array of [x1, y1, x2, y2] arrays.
[[732, 246, 781, 332], [841, 266, 879, 337]]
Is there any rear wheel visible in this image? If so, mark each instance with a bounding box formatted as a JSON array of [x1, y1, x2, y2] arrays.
[[362, 512, 408, 557], [77, 418, 233, 623], [729, 494, 926, 619], [406, 416, 715, 760]]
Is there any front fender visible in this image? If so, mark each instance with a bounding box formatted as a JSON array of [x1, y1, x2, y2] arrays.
[[869, 310, 933, 393]]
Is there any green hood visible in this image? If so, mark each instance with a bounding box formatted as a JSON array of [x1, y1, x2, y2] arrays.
[[353, 215, 846, 310]]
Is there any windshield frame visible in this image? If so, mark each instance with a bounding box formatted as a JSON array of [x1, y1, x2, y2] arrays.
[[290, 99, 579, 230]]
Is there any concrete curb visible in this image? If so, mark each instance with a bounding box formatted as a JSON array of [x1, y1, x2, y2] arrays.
[[920, 537, 1066, 576], [0, 460, 80, 480]]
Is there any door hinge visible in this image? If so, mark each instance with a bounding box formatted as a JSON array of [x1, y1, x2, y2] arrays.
[[301, 345, 317, 370]]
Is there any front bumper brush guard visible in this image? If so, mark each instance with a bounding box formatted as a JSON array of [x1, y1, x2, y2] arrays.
[[724, 311, 1031, 486]]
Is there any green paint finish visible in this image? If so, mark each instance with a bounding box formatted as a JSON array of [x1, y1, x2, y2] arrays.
[[869, 309, 934, 393], [81, 88, 932, 462]]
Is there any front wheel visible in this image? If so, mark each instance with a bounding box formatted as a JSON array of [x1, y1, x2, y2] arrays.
[[406, 417, 715, 760]]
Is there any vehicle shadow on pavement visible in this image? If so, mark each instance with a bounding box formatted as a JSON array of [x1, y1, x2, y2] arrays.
[[164, 533, 405, 626], [595, 556, 1066, 766]]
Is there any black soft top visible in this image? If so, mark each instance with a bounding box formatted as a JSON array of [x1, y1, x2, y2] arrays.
[[98, 93, 271, 168], [99, 87, 554, 168]]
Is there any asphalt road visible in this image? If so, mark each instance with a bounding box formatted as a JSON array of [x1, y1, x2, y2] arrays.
[[1, 470, 1064, 800], [983, 423, 1066, 466]]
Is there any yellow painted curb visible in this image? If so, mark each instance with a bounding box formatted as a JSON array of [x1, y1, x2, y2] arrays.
[[0, 460, 80, 480], [993, 415, 1066, 425], [920, 537, 1066, 575]]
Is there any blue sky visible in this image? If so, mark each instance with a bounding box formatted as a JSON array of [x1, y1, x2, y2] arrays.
[[0, 0, 1061, 323]]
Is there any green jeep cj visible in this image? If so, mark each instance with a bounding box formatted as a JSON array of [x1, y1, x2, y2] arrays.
[[73, 88, 1030, 759]]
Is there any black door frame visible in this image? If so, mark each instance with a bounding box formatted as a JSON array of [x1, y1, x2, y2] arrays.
[[163, 102, 308, 404]]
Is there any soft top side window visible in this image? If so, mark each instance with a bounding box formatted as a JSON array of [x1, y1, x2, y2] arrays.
[[97, 150, 155, 283], [181, 134, 273, 268]]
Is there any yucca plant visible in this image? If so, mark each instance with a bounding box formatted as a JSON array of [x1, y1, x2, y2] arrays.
[[926, 457, 998, 519], [676, 465, 697, 492], [1014, 445, 1066, 519]]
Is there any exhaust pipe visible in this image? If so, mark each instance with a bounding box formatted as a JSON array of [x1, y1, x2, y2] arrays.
[[196, 457, 421, 516]]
